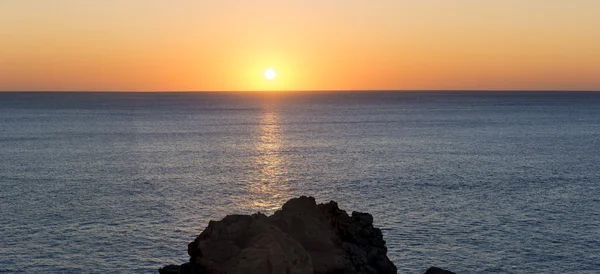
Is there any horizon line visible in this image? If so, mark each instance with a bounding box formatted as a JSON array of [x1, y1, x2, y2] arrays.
[[1, 89, 600, 93]]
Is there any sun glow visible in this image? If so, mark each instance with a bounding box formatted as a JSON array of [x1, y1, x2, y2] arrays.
[[264, 68, 277, 80]]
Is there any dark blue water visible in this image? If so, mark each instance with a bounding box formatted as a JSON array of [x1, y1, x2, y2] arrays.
[[1, 91, 599, 273]]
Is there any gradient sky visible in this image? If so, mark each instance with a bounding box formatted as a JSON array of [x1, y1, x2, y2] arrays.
[[1, 0, 599, 91]]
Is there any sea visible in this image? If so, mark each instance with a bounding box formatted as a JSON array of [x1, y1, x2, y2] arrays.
[[1, 91, 599, 273]]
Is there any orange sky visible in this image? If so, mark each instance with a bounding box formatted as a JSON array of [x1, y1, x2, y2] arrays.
[[1, 1, 599, 91]]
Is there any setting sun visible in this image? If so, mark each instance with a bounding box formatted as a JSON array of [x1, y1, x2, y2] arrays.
[[264, 69, 277, 80]]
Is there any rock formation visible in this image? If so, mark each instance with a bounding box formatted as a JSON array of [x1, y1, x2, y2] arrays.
[[423, 266, 456, 274], [189, 213, 313, 274], [267, 197, 395, 273], [160, 196, 454, 274]]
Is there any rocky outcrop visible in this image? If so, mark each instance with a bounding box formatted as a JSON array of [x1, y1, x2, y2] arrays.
[[169, 196, 397, 274], [423, 266, 455, 274], [189, 213, 313, 274], [268, 197, 396, 273]]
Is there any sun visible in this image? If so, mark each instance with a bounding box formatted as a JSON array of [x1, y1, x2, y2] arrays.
[[264, 68, 277, 80]]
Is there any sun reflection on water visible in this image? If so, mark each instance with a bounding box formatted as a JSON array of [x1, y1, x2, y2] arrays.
[[246, 107, 292, 212]]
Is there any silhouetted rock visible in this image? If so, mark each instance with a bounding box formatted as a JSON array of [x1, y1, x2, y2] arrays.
[[424, 266, 456, 274], [269, 197, 396, 274], [163, 196, 397, 274], [188, 213, 313, 274], [159, 262, 200, 274]]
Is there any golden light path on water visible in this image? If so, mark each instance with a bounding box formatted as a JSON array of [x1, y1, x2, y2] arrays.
[[246, 105, 292, 212]]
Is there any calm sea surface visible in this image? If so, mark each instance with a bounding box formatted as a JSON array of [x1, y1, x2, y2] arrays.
[[1, 91, 599, 273]]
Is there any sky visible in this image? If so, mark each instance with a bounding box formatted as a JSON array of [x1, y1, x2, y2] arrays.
[[1, 0, 599, 92]]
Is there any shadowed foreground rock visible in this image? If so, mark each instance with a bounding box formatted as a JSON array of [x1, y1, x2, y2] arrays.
[[424, 266, 455, 274], [160, 196, 454, 274]]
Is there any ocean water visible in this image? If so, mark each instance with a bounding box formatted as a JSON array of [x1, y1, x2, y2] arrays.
[[1, 91, 599, 273]]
